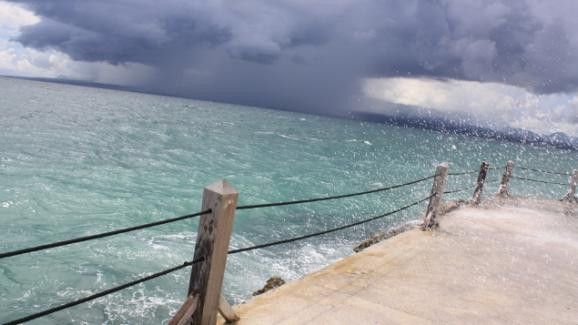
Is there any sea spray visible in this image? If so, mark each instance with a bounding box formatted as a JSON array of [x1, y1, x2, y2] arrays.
[[0, 77, 575, 323]]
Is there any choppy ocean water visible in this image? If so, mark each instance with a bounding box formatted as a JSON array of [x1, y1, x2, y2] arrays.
[[0, 77, 575, 324]]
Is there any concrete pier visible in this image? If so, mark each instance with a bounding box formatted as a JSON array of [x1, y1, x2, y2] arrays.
[[222, 199, 578, 324]]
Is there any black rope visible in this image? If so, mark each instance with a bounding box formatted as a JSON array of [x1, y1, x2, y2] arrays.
[[511, 176, 567, 186], [237, 174, 435, 210], [4, 194, 432, 324], [3, 175, 436, 260], [443, 187, 471, 194], [518, 166, 570, 176], [2, 259, 202, 325], [229, 194, 433, 255], [0, 209, 211, 260], [447, 170, 478, 176]]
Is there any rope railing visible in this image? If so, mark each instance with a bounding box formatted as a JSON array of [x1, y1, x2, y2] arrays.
[[444, 168, 478, 196], [443, 187, 472, 195], [3, 194, 432, 325], [0, 174, 436, 261], [0, 209, 212, 260], [3, 260, 200, 325], [511, 176, 567, 186], [493, 160, 576, 201], [447, 170, 478, 176], [236, 174, 435, 210], [518, 166, 570, 176], [4, 159, 574, 324], [230, 194, 433, 255]]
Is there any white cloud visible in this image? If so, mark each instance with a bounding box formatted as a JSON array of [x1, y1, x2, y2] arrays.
[[0, 1, 39, 34], [0, 38, 70, 77], [363, 77, 578, 136], [0, 1, 154, 85]]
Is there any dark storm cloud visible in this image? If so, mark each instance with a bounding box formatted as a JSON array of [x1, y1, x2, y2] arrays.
[[8, 0, 578, 112]]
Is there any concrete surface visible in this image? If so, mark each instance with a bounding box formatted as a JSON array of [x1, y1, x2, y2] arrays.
[[222, 198, 578, 324]]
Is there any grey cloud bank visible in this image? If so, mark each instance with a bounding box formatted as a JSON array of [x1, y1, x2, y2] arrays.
[[7, 0, 578, 115]]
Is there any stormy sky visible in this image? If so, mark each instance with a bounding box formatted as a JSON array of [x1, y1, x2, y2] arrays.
[[1, 0, 578, 135]]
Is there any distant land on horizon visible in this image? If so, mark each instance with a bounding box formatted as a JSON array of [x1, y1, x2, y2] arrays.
[[3, 74, 577, 151], [352, 111, 578, 151]]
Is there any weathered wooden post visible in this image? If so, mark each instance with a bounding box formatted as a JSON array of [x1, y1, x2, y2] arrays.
[[170, 180, 239, 325], [422, 163, 449, 230], [497, 160, 514, 197], [472, 161, 489, 205], [561, 169, 578, 203]]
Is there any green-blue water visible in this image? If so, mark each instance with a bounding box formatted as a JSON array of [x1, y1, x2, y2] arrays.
[[0, 77, 575, 324]]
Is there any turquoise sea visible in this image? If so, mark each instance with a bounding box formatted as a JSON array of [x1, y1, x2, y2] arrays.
[[0, 77, 575, 324]]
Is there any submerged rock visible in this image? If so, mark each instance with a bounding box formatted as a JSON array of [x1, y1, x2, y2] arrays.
[[439, 199, 468, 215], [354, 220, 420, 252], [252, 276, 286, 296]]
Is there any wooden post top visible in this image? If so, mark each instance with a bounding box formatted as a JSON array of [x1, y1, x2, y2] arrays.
[[437, 162, 449, 169], [204, 180, 238, 196]]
